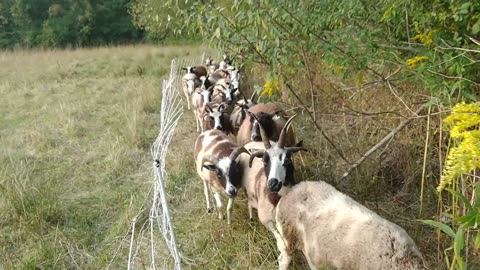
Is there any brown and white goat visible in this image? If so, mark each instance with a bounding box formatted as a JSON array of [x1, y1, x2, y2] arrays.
[[208, 69, 230, 85], [205, 56, 219, 73], [194, 129, 249, 224], [202, 103, 233, 134], [191, 84, 213, 133], [245, 116, 424, 270], [181, 67, 201, 110], [190, 65, 208, 78], [229, 93, 257, 136], [237, 103, 295, 146], [219, 54, 231, 70], [212, 78, 236, 106]]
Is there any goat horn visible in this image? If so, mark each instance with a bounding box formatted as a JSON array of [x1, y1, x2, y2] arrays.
[[248, 111, 271, 149], [285, 147, 308, 154], [248, 149, 265, 168], [219, 103, 226, 111], [278, 114, 297, 148], [250, 90, 257, 101], [237, 90, 248, 103], [201, 155, 219, 170], [229, 146, 250, 161]]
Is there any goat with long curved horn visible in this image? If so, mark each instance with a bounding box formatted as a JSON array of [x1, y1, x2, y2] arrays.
[[248, 149, 265, 168], [247, 111, 271, 149], [194, 129, 252, 224], [229, 146, 250, 161], [278, 114, 297, 148]]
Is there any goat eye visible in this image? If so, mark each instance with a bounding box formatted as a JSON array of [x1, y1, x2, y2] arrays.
[[283, 158, 292, 166]]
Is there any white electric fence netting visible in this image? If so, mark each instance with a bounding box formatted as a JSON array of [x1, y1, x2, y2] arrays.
[[106, 55, 205, 270]]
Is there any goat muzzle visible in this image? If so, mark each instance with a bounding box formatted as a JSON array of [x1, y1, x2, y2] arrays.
[[226, 186, 237, 197], [267, 178, 282, 192]]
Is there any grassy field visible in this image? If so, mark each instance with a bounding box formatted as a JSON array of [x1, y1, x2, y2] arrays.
[[1, 45, 470, 269], [0, 44, 306, 269]]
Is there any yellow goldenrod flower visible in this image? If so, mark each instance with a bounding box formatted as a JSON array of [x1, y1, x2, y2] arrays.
[[261, 78, 280, 97], [438, 102, 480, 191], [406, 55, 429, 69], [412, 30, 435, 46]]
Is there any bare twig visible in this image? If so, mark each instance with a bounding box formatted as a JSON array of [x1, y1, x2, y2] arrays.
[[386, 80, 417, 115], [426, 69, 480, 87], [405, 4, 411, 45], [468, 36, 480, 46], [337, 106, 424, 182], [283, 81, 350, 163]]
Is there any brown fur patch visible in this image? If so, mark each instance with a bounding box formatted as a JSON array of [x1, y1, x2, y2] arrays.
[[205, 138, 227, 152], [268, 192, 281, 206], [215, 145, 235, 159], [277, 216, 300, 255], [194, 134, 205, 158]]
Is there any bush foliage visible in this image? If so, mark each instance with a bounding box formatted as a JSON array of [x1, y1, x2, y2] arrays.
[[131, 0, 479, 103]]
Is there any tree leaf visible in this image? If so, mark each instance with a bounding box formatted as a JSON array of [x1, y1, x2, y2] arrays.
[[418, 219, 455, 238], [472, 19, 480, 35], [446, 188, 473, 211]]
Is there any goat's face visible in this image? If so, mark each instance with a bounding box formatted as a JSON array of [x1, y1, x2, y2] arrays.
[[250, 112, 275, 142], [203, 104, 228, 131], [261, 144, 298, 192], [248, 114, 307, 193], [230, 69, 240, 91], [202, 147, 249, 197], [200, 87, 212, 103], [222, 82, 235, 105], [205, 158, 240, 197]]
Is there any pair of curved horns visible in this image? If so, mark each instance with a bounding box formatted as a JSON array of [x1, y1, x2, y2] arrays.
[[248, 111, 299, 149]]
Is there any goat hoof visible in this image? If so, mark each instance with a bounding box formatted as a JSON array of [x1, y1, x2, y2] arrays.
[[207, 208, 213, 213], [249, 218, 254, 223]]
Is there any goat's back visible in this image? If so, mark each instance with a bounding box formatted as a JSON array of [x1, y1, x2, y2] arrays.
[[276, 181, 424, 270]]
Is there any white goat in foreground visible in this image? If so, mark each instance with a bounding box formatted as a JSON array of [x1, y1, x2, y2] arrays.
[[245, 115, 424, 270]]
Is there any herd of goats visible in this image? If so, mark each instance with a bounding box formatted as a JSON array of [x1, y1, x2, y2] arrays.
[[180, 55, 426, 270]]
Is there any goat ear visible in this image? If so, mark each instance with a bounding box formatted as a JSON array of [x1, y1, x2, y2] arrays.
[[202, 164, 217, 171]]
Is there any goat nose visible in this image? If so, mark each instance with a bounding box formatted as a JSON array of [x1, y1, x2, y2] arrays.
[[267, 178, 282, 192], [226, 186, 237, 197], [215, 126, 222, 130]]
